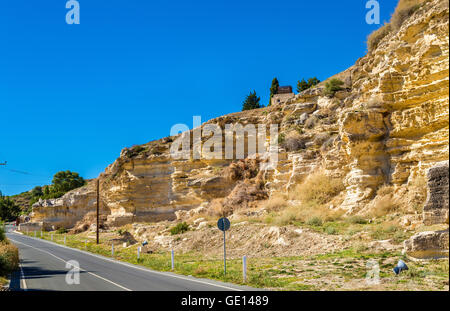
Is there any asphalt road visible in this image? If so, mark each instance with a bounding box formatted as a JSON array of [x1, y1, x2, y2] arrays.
[[5, 229, 254, 291]]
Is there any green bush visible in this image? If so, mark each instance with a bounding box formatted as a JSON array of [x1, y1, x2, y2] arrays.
[[323, 79, 345, 97], [347, 216, 368, 224], [170, 222, 189, 235], [56, 227, 68, 234], [307, 217, 323, 227], [0, 224, 5, 242], [325, 225, 338, 235]]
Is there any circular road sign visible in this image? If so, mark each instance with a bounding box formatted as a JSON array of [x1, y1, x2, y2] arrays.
[[217, 217, 231, 232]]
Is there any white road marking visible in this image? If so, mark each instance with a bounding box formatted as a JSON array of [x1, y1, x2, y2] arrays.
[[9, 233, 244, 291], [19, 264, 27, 291], [11, 238, 131, 291]]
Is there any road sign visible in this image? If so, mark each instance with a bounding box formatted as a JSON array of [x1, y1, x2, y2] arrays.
[[217, 217, 230, 232], [217, 217, 230, 276]]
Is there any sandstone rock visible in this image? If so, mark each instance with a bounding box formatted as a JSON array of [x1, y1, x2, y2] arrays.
[[423, 161, 449, 225], [404, 229, 449, 259]]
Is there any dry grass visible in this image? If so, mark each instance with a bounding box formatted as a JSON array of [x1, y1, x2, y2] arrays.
[[265, 171, 345, 226], [0, 242, 19, 276], [367, 23, 392, 51], [263, 194, 288, 212], [391, 0, 428, 30], [368, 185, 400, 218], [290, 170, 345, 206], [406, 174, 428, 213], [366, 0, 429, 51]]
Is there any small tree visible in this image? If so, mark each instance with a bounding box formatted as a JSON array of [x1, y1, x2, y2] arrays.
[[31, 186, 43, 197], [0, 193, 21, 221], [242, 91, 262, 111], [307, 77, 320, 88], [269, 77, 279, 106], [297, 79, 309, 93], [52, 171, 85, 193], [323, 78, 345, 97]]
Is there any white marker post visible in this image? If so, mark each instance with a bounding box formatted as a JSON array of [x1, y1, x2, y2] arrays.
[[171, 249, 175, 270], [111, 244, 114, 256], [243, 255, 247, 282], [64, 235, 66, 245], [137, 247, 141, 260], [40, 230, 43, 238], [51, 234, 53, 241]]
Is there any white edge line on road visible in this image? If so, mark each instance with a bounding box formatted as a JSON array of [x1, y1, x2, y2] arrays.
[[9, 233, 244, 291], [11, 238, 131, 291], [19, 264, 27, 291]]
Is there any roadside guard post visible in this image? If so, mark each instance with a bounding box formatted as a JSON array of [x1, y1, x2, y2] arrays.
[[137, 246, 141, 260], [171, 249, 175, 270], [217, 217, 231, 276], [112, 244, 114, 256], [243, 255, 247, 282]]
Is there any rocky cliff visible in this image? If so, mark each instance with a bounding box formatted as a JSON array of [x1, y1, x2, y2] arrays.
[[31, 0, 449, 237]]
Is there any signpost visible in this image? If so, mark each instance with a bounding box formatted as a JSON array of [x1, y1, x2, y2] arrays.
[[217, 217, 230, 276]]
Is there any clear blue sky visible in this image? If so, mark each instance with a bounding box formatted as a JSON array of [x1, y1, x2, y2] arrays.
[[0, 0, 399, 195]]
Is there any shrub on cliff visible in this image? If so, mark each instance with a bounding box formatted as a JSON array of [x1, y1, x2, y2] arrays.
[[367, 23, 391, 51], [366, 0, 428, 51], [170, 222, 189, 235], [323, 78, 344, 97], [391, 0, 425, 30]]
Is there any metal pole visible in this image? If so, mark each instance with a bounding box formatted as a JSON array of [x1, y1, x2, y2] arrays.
[[171, 249, 175, 270], [96, 179, 100, 244], [243, 255, 247, 282], [223, 230, 226, 276]]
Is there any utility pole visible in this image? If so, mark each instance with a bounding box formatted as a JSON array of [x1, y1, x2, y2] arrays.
[[96, 179, 100, 244]]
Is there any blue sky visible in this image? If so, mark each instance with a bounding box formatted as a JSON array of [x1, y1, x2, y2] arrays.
[[0, 0, 399, 195]]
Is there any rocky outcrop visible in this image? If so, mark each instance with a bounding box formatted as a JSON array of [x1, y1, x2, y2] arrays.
[[423, 161, 449, 225], [404, 229, 449, 259]]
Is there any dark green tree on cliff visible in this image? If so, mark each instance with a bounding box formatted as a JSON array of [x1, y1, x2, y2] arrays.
[[52, 171, 85, 193], [269, 77, 279, 106], [242, 91, 262, 111]]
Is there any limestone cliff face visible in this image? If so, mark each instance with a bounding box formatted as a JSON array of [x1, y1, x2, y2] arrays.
[[31, 0, 449, 229]]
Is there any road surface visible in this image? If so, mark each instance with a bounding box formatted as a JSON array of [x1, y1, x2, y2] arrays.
[[5, 228, 254, 291]]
